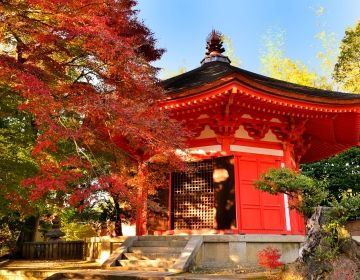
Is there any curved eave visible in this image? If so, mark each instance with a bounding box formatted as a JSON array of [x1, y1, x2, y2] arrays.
[[162, 63, 360, 163], [164, 72, 360, 107]]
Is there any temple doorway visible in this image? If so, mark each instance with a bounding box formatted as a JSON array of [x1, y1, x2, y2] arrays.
[[171, 156, 236, 230]]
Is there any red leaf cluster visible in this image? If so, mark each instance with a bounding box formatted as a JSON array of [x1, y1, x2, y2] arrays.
[[1, 0, 188, 209], [257, 246, 283, 270]]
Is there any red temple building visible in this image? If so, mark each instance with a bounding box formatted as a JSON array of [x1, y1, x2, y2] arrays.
[[146, 31, 360, 236]]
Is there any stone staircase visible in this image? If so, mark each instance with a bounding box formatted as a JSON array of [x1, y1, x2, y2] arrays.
[[117, 236, 191, 271]]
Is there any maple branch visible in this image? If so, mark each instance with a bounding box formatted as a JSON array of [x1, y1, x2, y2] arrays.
[[64, 55, 86, 66], [3, 0, 187, 209], [10, 32, 26, 63], [73, 69, 95, 83], [57, 116, 99, 177], [108, 132, 120, 172], [83, 142, 107, 175]]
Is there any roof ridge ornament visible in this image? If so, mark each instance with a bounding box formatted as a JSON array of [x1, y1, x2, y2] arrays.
[[201, 30, 231, 66]]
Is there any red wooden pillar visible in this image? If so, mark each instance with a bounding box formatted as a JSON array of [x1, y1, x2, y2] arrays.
[[234, 155, 242, 233], [283, 142, 296, 170], [283, 142, 305, 234]]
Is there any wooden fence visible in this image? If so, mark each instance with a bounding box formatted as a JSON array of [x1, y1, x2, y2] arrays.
[[83, 237, 124, 261], [22, 241, 84, 260], [84, 240, 101, 260]]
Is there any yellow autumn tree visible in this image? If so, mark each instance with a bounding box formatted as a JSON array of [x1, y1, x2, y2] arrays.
[[333, 20, 360, 93], [223, 34, 241, 67], [260, 29, 333, 90]]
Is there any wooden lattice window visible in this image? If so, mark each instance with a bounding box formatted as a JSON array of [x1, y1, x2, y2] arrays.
[[171, 156, 236, 230], [171, 159, 215, 229]]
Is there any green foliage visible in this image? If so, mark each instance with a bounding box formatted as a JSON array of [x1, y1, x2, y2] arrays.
[[61, 222, 96, 241], [314, 233, 339, 262], [256, 166, 359, 221], [255, 168, 360, 261], [0, 213, 23, 256], [255, 167, 313, 194], [313, 193, 360, 261], [0, 87, 38, 215], [256, 168, 360, 261], [0, 86, 40, 252], [59, 208, 98, 240], [255, 168, 328, 217], [333, 20, 360, 93], [58, 200, 131, 239], [301, 147, 360, 199], [329, 192, 360, 223]]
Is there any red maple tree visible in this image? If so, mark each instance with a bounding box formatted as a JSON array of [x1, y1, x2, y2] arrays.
[[257, 246, 283, 271], [0, 0, 187, 234]]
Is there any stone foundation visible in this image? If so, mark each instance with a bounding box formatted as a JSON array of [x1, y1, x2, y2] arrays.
[[192, 234, 304, 269]]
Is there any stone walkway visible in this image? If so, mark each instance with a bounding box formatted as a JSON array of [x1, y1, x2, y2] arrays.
[[0, 260, 276, 280]]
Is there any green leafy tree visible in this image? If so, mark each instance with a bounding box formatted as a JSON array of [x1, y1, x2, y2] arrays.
[[333, 20, 360, 93], [255, 168, 329, 218], [0, 87, 40, 253], [0, 88, 37, 215], [256, 167, 360, 271], [301, 147, 360, 199], [59, 208, 97, 240]]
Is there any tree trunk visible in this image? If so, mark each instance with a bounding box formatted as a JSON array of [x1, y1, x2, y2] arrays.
[[299, 207, 328, 262], [283, 207, 360, 280], [15, 215, 38, 257], [114, 200, 123, 236]]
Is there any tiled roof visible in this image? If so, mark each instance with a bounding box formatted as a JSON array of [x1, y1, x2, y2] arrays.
[[163, 61, 360, 100]]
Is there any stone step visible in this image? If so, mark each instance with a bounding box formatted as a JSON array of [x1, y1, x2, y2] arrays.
[[132, 240, 188, 247], [123, 252, 179, 261], [119, 259, 175, 269], [128, 246, 183, 254], [116, 266, 170, 272], [137, 235, 190, 241]]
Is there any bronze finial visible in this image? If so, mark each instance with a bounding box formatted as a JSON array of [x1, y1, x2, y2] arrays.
[[206, 30, 225, 56], [201, 30, 231, 65]]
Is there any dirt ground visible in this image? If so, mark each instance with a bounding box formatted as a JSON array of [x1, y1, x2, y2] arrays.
[[0, 260, 280, 279]]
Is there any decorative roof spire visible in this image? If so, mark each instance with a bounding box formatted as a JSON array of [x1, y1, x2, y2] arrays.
[[206, 30, 225, 55], [201, 30, 231, 65]]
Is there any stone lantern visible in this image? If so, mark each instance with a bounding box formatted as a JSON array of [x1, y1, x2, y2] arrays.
[[45, 216, 65, 241]]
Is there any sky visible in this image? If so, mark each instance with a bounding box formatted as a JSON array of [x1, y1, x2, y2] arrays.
[[136, 0, 360, 78]]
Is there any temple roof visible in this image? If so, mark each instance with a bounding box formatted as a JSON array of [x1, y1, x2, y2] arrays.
[[162, 31, 359, 164], [162, 60, 360, 163], [163, 61, 360, 102]]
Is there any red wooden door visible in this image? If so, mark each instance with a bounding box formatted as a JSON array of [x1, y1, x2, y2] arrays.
[[236, 156, 286, 233]]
